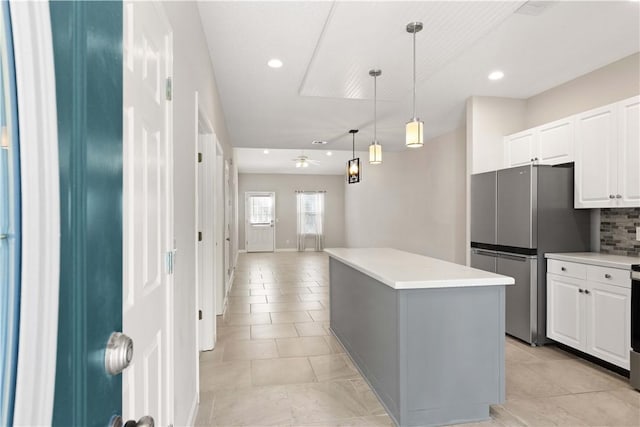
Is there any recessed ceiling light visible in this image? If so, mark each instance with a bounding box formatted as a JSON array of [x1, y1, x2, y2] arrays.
[[263, 149, 269, 154], [488, 70, 504, 81], [312, 140, 328, 145], [267, 58, 283, 68], [326, 151, 332, 156]]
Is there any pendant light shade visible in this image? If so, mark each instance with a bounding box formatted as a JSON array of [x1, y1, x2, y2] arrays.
[[406, 22, 424, 148], [368, 69, 382, 164], [347, 129, 361, 184]]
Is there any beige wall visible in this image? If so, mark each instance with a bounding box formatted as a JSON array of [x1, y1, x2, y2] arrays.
[[526, 53, 640, 128], [238, 174, 346, 251], [468, 97, 527, 174], [162, 2, 234, 425], [344, 128, 467, 264]]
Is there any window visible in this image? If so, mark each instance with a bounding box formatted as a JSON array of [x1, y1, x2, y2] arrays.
[[248, 195, 273, 224], [301, 193, 322, 234], [297, 192, 324, 235]]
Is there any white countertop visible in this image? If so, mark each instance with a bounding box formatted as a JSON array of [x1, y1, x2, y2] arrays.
[[545, 252, 640, 270], [324, 248, 514, 290]]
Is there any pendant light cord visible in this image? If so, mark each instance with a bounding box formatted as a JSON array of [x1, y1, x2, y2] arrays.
[[412, 29, 416, 119], [352, 132, 355, 158], [373, 74, 377, 144]]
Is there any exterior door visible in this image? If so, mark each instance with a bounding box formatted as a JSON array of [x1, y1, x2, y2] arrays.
[[0, 5, 20, 424], [122, 1, 173, 425], [50, 2, 124, 425], [245, 192, 275, 252]]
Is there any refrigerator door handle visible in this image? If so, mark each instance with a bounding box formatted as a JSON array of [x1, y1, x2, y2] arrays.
[[497, 252, 528, 262], [473, 250, 498, 257]]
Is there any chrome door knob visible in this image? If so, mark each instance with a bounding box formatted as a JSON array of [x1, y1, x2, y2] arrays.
[[111, 415, 155, 427], [105, 332, 134, 375]]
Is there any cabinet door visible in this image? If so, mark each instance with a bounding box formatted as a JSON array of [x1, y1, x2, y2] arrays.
[[505, 130, 537, 168], [574, 105, 618, 208], [585, 281, 631, 369], [538, 118, 573, 165], [547, 274, 585, 350], [617, 96, 640, 207]]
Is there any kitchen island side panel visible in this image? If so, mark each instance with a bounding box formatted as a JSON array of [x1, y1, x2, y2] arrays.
[[329, 258, 401, 418], [402, 286, 506, 426]]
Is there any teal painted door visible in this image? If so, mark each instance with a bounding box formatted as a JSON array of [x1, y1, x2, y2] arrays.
[[50, 2, 124, 426], [0, 3, 21, 425]]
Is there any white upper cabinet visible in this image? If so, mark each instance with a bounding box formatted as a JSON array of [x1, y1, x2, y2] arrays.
[[618, 96, 640, 207], [575, 104, 618, 208], [504, 118, 573, 168], [538, 118, 574, 165], [574, 95, 640, 209], [504, 130, 537, 167]]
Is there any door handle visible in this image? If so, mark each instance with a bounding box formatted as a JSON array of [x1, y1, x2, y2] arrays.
[[474, 250, 497, 257], [497, 253, 527, 262], [105, 332, 133, 375], [110, 415, 155, 427], [604, 273, 612, 279], [226, 237, 230, 241]]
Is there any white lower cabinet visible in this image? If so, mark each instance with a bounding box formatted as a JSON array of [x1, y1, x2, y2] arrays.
[[585, 281, 631, 369], [547, 260, 631, 369]]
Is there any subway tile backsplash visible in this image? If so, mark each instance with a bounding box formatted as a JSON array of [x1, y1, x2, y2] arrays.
[[600, 208, 640, 256]]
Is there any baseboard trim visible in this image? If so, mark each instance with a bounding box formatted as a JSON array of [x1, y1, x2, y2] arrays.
[[186, 391, 199, 427], [238, 249, 247, 253], [275, 248, 297, 252]]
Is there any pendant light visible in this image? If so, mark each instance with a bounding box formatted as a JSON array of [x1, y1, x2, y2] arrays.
[[406, 21, 424, 148], [369, 69, 382, 165], [347, 129, 361, 184]]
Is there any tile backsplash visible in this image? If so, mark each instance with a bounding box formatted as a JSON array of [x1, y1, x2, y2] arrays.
[[600, 208, 640, 256]]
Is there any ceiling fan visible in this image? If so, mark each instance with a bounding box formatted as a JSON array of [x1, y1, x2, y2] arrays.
[[292, 153, 320, 168]]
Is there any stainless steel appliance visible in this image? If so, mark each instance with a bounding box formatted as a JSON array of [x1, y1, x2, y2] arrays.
[[470, 164, 591, 345], [631, 265, 640, 390]]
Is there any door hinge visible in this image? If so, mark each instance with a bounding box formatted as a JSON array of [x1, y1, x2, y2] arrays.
[[165, 77, 172, 101], [165, 250, 175, 274], [198, 152, 203, 163], [198, 231, 202, 242], [198, 310, 203, 320]]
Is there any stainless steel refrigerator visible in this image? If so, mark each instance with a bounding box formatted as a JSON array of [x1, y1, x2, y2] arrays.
[[470, 164, 591, 345]]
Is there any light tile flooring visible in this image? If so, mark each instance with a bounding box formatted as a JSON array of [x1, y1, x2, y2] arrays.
[[195, 252, 639, 427]]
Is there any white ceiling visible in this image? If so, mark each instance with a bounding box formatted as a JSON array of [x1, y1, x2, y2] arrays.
[[234, 148, 367, 175], [198, 0, 640, 163]]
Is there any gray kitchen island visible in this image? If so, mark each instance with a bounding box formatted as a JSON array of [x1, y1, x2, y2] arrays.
[[325, 248, 514, 427]]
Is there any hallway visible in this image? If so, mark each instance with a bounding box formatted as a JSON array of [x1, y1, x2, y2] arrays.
[[195, 253, 638, 426]]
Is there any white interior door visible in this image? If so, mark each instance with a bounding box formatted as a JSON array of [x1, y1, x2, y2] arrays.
[[215, 145, 225, 314], [245, 192, 275, 252], [123, 1, 173, 425], [197, 132, 215, 351], [224, 160, 231, 290]]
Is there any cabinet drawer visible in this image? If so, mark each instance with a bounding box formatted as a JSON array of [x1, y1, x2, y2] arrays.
[[587, 265, 630, 288], [547, 259, 587, 280]]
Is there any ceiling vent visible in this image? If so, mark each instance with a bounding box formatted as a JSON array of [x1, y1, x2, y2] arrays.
[[515, 1, 555, 16]]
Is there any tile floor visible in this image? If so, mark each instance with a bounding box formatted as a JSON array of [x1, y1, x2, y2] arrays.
[[195, 252, 639, 427]]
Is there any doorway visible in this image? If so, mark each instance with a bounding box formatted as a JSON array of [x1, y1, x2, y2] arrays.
[[245, 192, 276, 253], [196, 104, 216, 351]]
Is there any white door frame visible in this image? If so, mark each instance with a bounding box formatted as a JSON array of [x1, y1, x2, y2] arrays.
[[195, 94, 216, 352], [10, 2, 61, 424], [245, 191, 276, 253]]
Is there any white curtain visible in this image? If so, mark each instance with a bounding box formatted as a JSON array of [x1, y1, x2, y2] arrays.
[[296, 192, 306, 251], [296, 191, 325, 252]]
